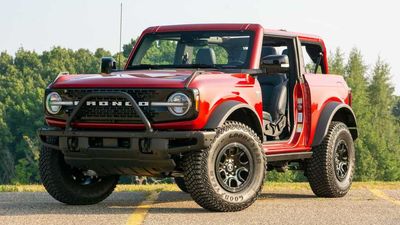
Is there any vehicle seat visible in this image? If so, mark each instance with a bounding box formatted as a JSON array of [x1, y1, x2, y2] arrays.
[[196, 48, 216, 65], [261, 46, 277, 58], [257, 73, 288, 137]]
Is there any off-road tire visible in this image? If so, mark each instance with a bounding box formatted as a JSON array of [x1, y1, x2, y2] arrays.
[[306, 121, 355, 197], [174, 177, 188, 193], [182, 121, 265, 212], [39, 140, 119, 205]]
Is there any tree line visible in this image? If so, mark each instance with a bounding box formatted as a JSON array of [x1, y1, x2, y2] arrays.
[[0, 39, 399, 184]]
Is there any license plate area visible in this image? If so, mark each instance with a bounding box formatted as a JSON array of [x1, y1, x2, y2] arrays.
[[88, 137, 130, 148]]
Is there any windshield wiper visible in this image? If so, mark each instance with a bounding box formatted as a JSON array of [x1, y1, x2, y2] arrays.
[[127, 64, 161, 70], [174, 64, 219, 69], [127, 64, 232, 70]]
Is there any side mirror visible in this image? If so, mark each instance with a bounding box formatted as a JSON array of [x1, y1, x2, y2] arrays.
[[260, 55, 289, 74], [101, 57, 117, 74]]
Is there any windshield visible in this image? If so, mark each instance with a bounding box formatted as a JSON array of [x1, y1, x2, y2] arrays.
[[127, 31, 254, 70]]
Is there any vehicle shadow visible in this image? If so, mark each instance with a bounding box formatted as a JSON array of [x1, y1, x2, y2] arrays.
[[0, 192, 147, 216], [258, 192, 315, 200], [0, 190, 316, 216], [147, 191, 316, 214]]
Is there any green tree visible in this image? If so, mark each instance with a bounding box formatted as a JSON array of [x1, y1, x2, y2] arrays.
[[14, 49, 43, 74], [73, 49, 99, 74], [328, 48, 346, 75], [41, 47, 77, 81], [367, 58, 400, 180], [393, 96, 400, 121], [0, 102, 14, 183], [113, 52, 127, 69], [122, 38, 137, 58], [368, 58, 395, 118], [94, 48, 112, 59], [1, 73, 45, 183], [344, 48, 378, 180], [0, 52, 15, 75]]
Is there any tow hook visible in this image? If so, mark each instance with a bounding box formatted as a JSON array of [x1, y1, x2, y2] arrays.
[[139, 138, 152, 154], [67, 137, 79, 152]]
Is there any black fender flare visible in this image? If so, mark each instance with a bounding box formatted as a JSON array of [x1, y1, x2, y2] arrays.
[[204, 100, 263, 134], [312, 102, 358, 147]]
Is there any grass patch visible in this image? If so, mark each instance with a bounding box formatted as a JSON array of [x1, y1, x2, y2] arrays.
[[264, 181, 400, 190], [351, 181, 400, 189], [263, 182, 310, 191], [115, 184, 180, 193], [1, 182, 399, 193], [0, 184, 44, 192]]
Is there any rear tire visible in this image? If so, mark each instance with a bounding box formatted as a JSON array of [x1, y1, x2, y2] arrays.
[[39, 140, 119, 205], [183, 121, 265, 212], [306, 121, 355, 197]]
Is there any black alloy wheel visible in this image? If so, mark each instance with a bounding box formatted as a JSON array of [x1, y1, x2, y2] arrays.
[[334, 140, 349, 181], [182, 121, 265, 212], [215, 142, 253, 193]]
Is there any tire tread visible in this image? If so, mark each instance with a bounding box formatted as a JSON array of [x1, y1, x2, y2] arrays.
[[39, 138, 118, 205], [183, 121, 265, 212], [306, 121, 354, 197]]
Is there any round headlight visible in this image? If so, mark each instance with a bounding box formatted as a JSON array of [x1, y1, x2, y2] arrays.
[[167, 93, 192, 116], [46, 92, 62, 114]]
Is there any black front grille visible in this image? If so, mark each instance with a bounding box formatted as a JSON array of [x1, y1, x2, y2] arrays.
[[67, 89, 158, 101], [66, 89, 158, 123], [77, 96, 157, 123], [47, 88, 197, 124]]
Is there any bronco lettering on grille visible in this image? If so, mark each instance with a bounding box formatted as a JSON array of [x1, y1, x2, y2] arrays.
[[84, 101, 148, 106]]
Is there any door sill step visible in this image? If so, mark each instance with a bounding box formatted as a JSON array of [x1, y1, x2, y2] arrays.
[[266, 152, 312, 162]]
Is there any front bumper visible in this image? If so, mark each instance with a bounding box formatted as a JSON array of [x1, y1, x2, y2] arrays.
[[39, 91, 215, 176], [38, 127, 215, 176]]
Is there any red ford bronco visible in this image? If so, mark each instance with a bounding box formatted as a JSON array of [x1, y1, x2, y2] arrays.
[[38, 24, 357, 212]]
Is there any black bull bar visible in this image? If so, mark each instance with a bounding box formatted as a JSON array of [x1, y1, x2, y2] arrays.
[[37, 91, 215, 176]]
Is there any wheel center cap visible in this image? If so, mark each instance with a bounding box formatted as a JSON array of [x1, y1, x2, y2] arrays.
[[226, 163, 234, 172]]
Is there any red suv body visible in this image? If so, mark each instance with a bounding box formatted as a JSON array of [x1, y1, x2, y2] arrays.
[[38, 24, 358, 212]]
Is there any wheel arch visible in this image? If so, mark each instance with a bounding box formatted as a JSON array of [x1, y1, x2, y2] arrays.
[[204, 100, 263, 140], [312, 102, 358, 147]]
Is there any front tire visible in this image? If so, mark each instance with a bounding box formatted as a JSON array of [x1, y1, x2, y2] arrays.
[[174, 177, 188, 193], [183, 121, 265, 212], [306, 121, 355, 197], [39, 141, 119, 205]]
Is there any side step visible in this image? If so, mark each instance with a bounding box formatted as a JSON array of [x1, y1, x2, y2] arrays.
[[266, 152, 313, 162]]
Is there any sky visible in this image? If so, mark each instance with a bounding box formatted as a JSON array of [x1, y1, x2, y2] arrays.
[[0, 0, 399, 94]]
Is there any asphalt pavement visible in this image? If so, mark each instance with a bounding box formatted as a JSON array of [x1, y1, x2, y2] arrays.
[[0, 188, 399, 225]]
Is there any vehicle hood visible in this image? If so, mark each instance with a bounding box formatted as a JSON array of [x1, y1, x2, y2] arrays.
[[49, 70, 198, 89]]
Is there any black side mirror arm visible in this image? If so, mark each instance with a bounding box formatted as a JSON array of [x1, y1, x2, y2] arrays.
[[314, 52, 323, 74]]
